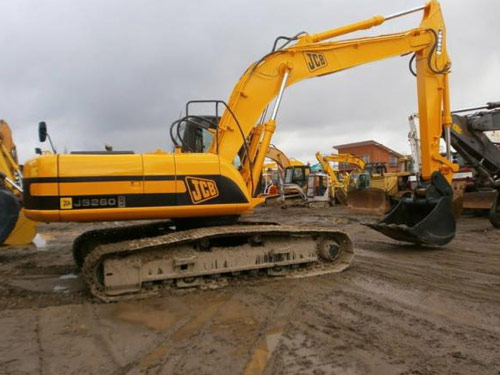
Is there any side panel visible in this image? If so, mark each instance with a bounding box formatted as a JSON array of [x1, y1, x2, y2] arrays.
[[173, 153, 251, 216], [23, 155, 60, 221], [58, 154, 144, 221], [142, 153, 179, 207], [23, 153, 253, 222]]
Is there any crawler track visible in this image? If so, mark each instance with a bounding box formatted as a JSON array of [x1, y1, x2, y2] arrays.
[[80, 223, 353, 302]]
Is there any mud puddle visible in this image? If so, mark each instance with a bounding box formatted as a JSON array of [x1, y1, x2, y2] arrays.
[[8, 273, 84, 293]]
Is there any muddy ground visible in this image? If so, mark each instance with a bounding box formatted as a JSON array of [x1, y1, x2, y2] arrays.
[[0, 206, 499, 375]]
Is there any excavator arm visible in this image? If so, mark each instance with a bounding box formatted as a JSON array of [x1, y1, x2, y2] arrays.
[[211, 1, 457, 197], [315, 152, 365, 186], [209, 0, 458, 245], [315, 152, 366, 204], [319, 154, 365, 171], [265, 145, 293, 171]]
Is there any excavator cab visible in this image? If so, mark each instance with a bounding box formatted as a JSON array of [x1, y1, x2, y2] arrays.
[[369, 172, 456, 246], [284, 165, 309, 188], [176, 115, 219, 153], [305, 173, 330, 200], [348, 172, 371, 190], [280, 165, 311, 199]]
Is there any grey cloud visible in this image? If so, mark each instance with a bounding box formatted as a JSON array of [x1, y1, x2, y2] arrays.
[[0, 0, 498, 163]]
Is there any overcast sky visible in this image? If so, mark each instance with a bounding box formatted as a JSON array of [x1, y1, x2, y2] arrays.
[[1, 0, 498, 164]]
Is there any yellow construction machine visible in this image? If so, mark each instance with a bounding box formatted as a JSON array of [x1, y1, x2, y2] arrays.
[[0, 121, 37, 245], [261, 144, 305, 198], [316, 151, 412, 214], [20, 1, 468, 301], [314, 152, 366, 204], [264, 145, 301, 175], [347, 163, 414, 215]]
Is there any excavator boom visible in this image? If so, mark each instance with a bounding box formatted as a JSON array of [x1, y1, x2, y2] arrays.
[[214, 1, 456, 190], [262, 144, 307, 199]]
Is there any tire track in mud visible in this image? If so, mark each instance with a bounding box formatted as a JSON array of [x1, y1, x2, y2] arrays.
[[35, 312, 45, 375], [269, 273, 500, 374], [97, 281, 307, 375], [99, 292, 234, 375], [250, 210, 500, 374], [155, 284, 305, 375], [136, 294, 233, 375], [1, 210, 499, 374], [92, 286, 292, 375], [241, 283, 308, 375], [352, 248, 500, 305]]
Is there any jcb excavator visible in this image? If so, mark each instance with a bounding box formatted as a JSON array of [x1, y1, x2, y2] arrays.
[[20, 1, 464, 301], [314, 152, 366, 204], [265, 145, 299, 174], [0, 121, 37, 245]]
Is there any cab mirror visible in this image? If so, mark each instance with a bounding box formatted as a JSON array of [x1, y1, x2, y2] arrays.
[[38, 122, 47, 142]]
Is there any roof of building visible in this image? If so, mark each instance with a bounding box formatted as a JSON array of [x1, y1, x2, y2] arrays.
[[333, 140, 403, 158]]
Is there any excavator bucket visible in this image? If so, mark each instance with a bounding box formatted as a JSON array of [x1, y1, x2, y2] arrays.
[[335, 189, 348, 205], [4, 210, 37, 246], [368, 172, 456, 246], [463, 190, 497, 210], [347, 188, 391, 216], [489, 190, 500, 229], [0, 187, 21, 245]]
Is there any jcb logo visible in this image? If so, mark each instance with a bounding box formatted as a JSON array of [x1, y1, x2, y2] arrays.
[[60, 197, 73, 210], [185, 177, 219, 204], [303, 52, 328, 72]]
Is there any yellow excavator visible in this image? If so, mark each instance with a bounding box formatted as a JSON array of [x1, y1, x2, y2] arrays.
[[263, 145, 314, 202], [314, 152, 366, 204], [262, 144, 305, 198], [19, 1, 465, 301], [265, 145, 301, 175], [0, 121, 37, 245]]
